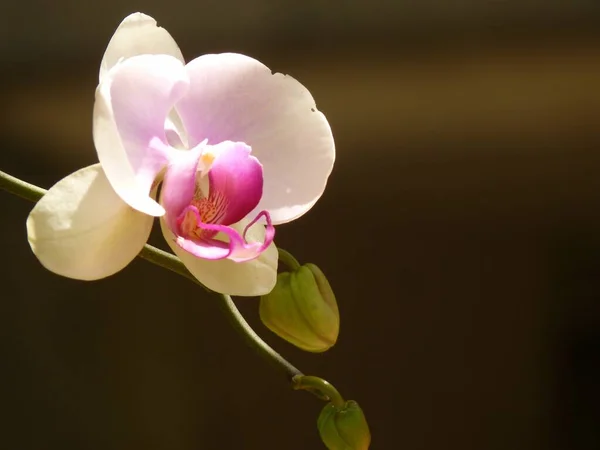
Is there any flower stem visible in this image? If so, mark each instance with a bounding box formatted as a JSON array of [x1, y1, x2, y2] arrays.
[[0, 169, 302, 381], [292, 375, 345, 408], [139, 244, 302, 378], [0, 170, 45, 203], [137, 245, 211, 291], [278, 247, 301, 270], [218, 293, 302, 379]]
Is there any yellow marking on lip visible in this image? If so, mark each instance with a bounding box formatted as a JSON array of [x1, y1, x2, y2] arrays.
[[201, 151, 215, 167]]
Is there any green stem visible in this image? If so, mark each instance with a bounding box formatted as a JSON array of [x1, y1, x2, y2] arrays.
[[278, 247, 301, 270], [139, 244, 302, 378], [0, 169, 302, 381], [0, 170, 46, 202], [292, 375, 345, 408], [218, 294, 302, 379], [137, 245, 211, 292]]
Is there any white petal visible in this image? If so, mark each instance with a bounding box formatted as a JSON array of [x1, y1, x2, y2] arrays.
[[99, 12, 184, 83], [160, 216, 277, 296], [94, 54, 189, 217], [176, 53, 335, 225], [26, 164, 153, 280]]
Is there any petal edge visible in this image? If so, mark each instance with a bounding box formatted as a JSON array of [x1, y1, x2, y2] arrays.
[[100, 12, 184, 82]]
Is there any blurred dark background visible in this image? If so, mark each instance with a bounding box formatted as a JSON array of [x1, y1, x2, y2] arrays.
[[2, 1, 600, 449]]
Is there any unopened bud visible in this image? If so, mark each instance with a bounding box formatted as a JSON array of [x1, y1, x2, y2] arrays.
[[318, 400, 371, 450], [259, 263, 339, 352]]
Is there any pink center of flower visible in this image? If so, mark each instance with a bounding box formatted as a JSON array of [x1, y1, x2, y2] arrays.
[[178, 189, 226, 240], [161, 141, 275, 263]]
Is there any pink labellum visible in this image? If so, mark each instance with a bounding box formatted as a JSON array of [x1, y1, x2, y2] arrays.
[[161, 140, 275, 262]]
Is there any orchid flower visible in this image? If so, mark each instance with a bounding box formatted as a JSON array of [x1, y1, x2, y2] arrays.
[[26, 13, 335, 296]]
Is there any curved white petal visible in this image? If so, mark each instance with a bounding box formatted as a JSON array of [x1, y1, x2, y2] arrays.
[[176, 53, 335, 225], [100, 12, 184, 83], [160, 216, 277, 296], [94, 54, 189, 217], [26, 164, 153, 280]]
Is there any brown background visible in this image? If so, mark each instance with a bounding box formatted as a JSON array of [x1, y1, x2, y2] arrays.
[[1, 1, 600, 449]]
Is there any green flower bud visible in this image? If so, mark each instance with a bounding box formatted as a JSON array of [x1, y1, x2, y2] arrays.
[[259, 263, 339, 352], [318, 400, 371, 450]]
